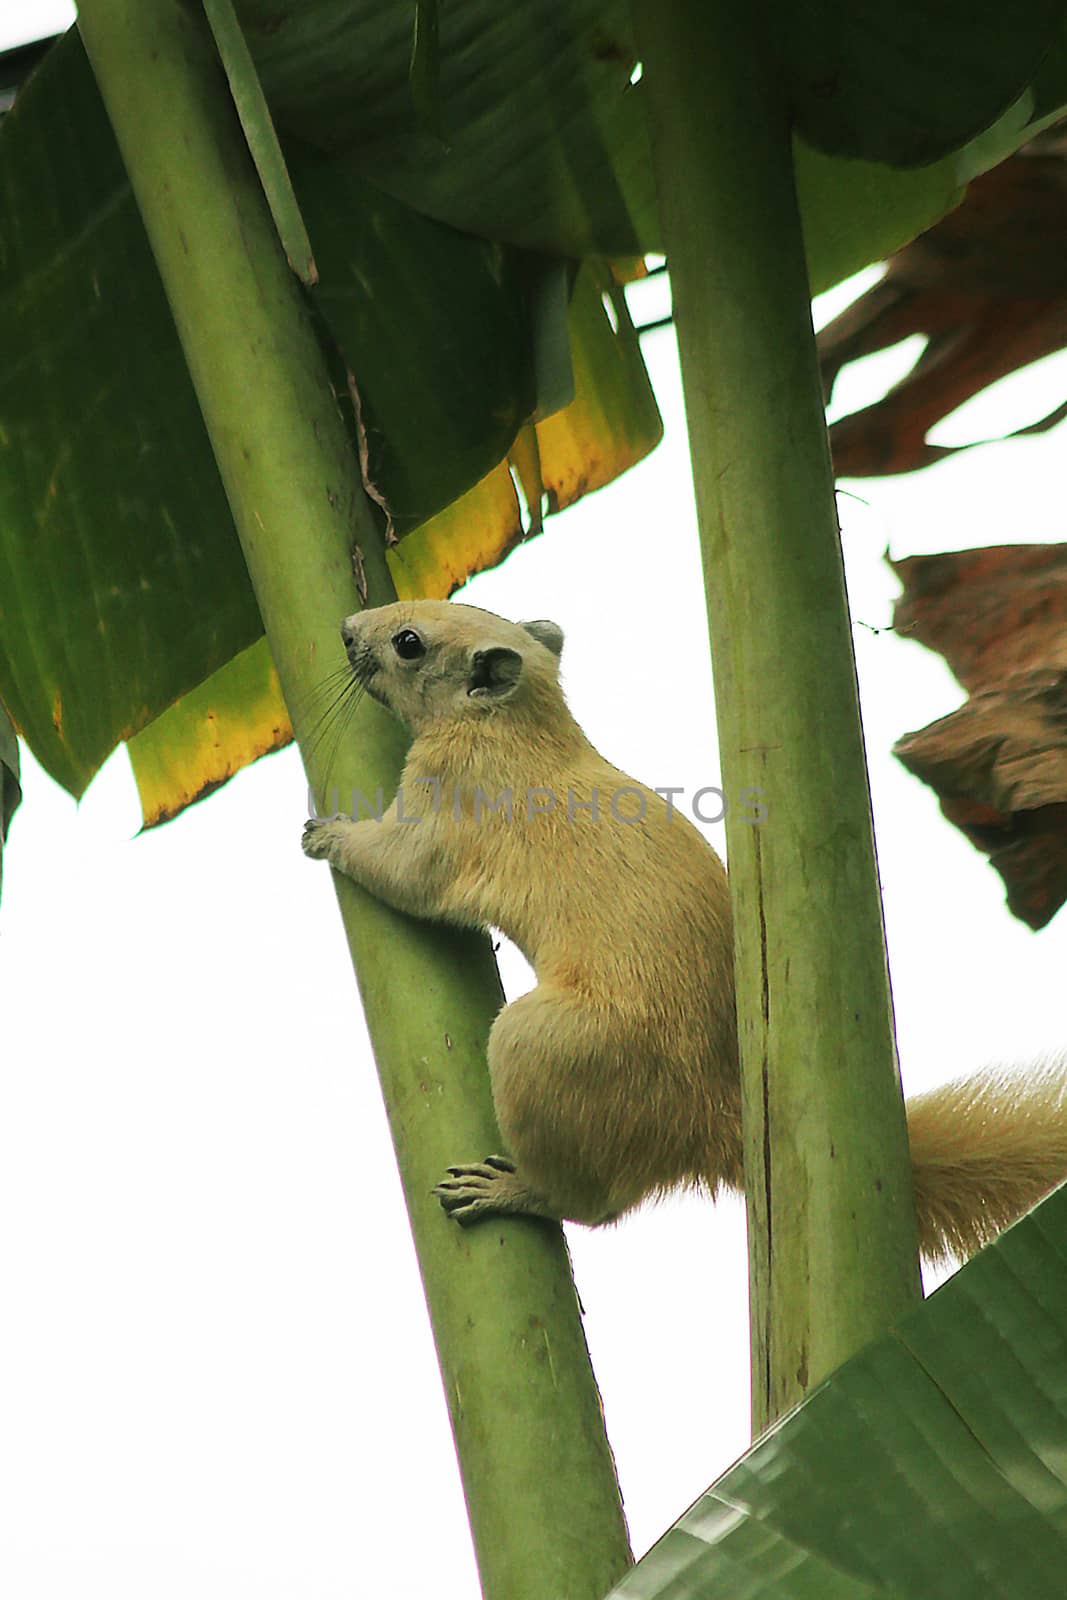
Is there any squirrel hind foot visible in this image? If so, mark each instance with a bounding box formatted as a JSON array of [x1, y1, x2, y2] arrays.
[[434, 1155, 562, 1226]]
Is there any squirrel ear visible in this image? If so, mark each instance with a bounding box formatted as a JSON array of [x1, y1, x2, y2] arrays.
[[468, 646, 523, 698], [521, 619, 564, 658]]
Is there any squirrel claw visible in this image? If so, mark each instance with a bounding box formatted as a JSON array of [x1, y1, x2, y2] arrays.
[[302, 815, 351, 860], [434, 1155, 554, 1225], [302, 817, 329, 858], [443, 1155, 515, 1180]]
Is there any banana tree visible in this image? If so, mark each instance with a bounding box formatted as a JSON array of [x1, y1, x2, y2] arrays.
[[3, 0, 1067, 1595]]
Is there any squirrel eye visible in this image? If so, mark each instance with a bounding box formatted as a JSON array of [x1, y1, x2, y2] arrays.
[[392, 628, 425, 661]]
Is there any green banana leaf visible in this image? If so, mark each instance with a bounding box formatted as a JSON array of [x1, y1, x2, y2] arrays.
[[0, 33, 657, 802], [125, 256, 659, 827], [3, 1, 1067, 816], [245, 0, 1067, 253], [609, 1183, 1067, 1600], [773, 0, 1067, 167]]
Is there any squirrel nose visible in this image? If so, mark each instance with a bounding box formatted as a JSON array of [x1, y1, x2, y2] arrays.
[[340, 617, 358, 649]]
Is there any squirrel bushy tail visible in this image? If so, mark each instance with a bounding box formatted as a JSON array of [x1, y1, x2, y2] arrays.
[[906, 1063, 1067, 1264]]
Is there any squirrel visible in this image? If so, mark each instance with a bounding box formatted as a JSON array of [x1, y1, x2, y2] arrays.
[[303, 599, 1067, 1263]]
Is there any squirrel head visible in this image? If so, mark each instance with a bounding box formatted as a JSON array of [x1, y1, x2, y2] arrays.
[[340, 600, 565, 734]]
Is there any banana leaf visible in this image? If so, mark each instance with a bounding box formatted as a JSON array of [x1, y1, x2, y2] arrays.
[[3, 2, 1067, 814], [610, 1182, 1067, 1600]]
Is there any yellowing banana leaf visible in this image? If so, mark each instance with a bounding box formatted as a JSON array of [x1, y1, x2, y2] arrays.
[[0, 34, 598, 802], [5, 0, 1067, 818], [127, 638, 290, 828], [118, 246, 659, 824], [120, 242, 658, 824], [389, 257, 661, 600], [535, 262, 661, 513], [388, 461, 524, 604]]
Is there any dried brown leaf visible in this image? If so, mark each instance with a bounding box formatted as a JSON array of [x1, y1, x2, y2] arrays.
[[820, 145, 1067, 477], [892, 545, 1067, 927]]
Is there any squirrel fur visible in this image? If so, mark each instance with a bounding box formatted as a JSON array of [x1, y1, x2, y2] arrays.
[[303, 599, 1067, 1264]]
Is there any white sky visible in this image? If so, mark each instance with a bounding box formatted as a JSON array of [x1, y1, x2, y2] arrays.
[[0, 3, 74, 53], [4, 11, 1067, 1599]]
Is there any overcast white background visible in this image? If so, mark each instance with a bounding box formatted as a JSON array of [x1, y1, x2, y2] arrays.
[[3, 7, 1067, 1596]]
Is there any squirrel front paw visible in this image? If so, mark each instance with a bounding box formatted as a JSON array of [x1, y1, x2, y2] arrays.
[[301, 815, 351, 862]]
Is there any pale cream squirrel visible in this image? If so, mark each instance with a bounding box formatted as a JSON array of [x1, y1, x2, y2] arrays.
[[303, 599, 1067, 1263]]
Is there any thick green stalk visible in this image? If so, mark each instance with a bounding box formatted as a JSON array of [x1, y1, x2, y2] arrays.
[[632, 0, 922, 1429], [76, 4, 631, 1593]]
